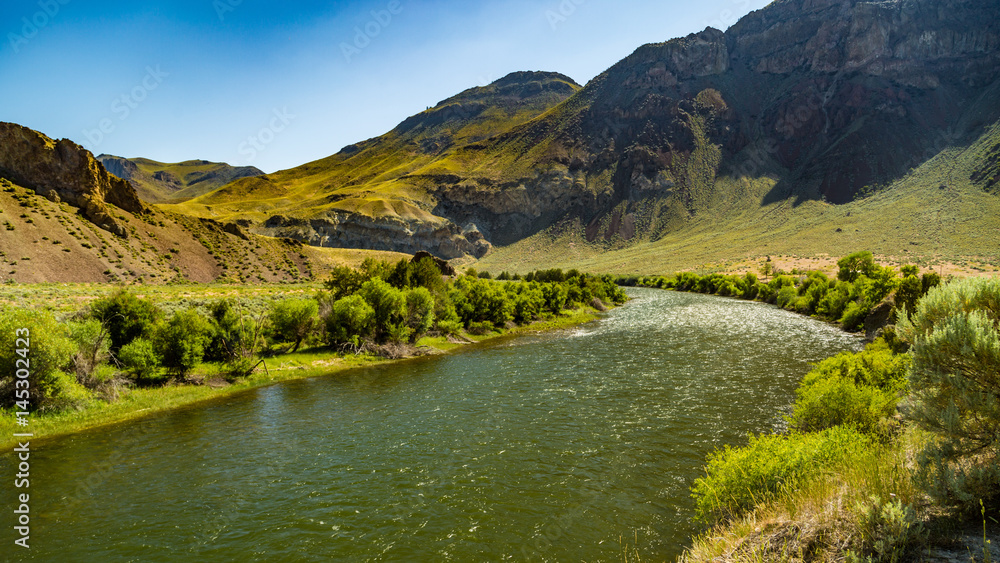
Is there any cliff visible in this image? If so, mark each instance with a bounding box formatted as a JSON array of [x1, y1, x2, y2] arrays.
[[0, 122, 145, 236]]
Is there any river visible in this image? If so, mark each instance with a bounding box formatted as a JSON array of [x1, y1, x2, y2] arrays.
[[4, 288, 861, 561]]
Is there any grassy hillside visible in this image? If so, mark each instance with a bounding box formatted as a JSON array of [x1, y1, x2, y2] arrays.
[[162, 72, 580, 226], [98, 155, 264, 203], [0, 177, 408, 284], [477, 118, 1000, 275]]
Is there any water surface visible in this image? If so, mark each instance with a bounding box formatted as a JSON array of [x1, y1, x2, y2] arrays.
[[5, 288, 861, 561]]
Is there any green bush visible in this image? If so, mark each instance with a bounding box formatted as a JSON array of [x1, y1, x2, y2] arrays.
[[838, 251, 877, 283], [67, 318, 111, 384], [89, 289, 161, 353], [268, 298, 319, 353], [118, 337, 160, 381], [359, 278, 407, 342], [692, 426, 875, 523], [776, 285, 798, 309], [0, 307, 80, 410], [404, 287, 435, 342], [790, 341, 909, 437], [898, 276, 1000, 507], [324, 265, 366, 299], [326, 294, 374, 346], [466, 321, 495, 335], [155, 308, 212, 376], [791, 377, 899, 437], [840, 300, 869, 331]]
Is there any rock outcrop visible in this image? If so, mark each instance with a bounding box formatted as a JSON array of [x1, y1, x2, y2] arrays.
[[0, 122, 145, 236]]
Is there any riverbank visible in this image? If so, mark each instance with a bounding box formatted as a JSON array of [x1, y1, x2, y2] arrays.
[[679, 276, 1000, 561], [0, 308, 602, 449]]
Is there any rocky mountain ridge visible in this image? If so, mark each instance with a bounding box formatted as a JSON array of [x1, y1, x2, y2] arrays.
[[172, 0, 999, 260]]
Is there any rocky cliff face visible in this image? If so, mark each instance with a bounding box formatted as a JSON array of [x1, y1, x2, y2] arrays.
[[178, 0, 1000, 260], [435, 0, 1000, 246], [0, 122, 145, 236]]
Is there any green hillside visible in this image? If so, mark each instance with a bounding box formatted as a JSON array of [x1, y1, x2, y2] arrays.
[[98, 155, 264, 203]]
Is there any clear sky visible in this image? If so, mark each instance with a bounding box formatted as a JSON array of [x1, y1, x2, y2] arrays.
[[1, 0, 767, 173]]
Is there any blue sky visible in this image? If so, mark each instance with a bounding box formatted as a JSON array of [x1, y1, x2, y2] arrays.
[[1, 0, 767, 173]]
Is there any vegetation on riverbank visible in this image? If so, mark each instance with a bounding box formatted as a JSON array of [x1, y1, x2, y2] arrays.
[[681, 274, 1000, 561], [0, 258, 626, 447], [619, 251, 942, 333]]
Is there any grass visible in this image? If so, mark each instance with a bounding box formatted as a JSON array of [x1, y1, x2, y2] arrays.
[[682, 435, 923, 562], [158, 73, 580, 227], [0, 305, 602, 450]]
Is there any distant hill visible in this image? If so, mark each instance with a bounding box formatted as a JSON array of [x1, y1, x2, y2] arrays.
[[97, 155, 264, 203], [167, 0, 1000, 265], [0, 122, 407, 284]]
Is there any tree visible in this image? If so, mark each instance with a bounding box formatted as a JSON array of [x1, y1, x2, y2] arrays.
[[326, 294, 374, 347], [0, 307, 79, 410], [358, 278, 407, 342], [360, 257, 393, 281], [155, 308, 213, 376], [410, 257, 446, 294], [324, 266, 365, 299], [118, 338, 160, 382], [404, 287, 435, 342], [89, 288, 161, 354], [898, 276, 1000, 506], [387, 258, 412, 289], [837, 251, 877, 283], [268, 298, 319, 353]]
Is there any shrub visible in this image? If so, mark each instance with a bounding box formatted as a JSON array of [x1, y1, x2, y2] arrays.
[[850, 496, 927, 562], [118, 337, 160, 381], [791, 377, 900, 437], [838, 251, 877, 283], [89, 289, 161, 353], [359, 278, 407, 342], [692, 426, 875, 524], [467, 321, 495, 335], [326, 294, 375, 346], [776, 285, 798, 309], [410, 257, 446, 293], [0, 307, 79, 410], [898, 276, 1000, 507], [324, 265, 366, 299], [268, 298, 319, 353], [155, 308, 212, 376], [541, 282, 569, 313], [840, 300, 869, 331], [404, 287, 435, 342], [67, 318, 111, 385]]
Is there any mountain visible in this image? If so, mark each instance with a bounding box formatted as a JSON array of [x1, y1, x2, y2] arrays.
[[0, 122, 407, 283], [96, 155, 264, 203], [163, 71, 580, 258], [168, 0, 1000, 265]]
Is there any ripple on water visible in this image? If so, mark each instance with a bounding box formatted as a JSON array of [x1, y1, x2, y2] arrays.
[[6, 288, 861, 562]]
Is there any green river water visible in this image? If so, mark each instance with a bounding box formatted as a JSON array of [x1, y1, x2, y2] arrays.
[[4, 288, 861, 561]]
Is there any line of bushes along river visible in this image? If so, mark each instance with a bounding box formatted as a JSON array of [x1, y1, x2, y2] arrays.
[[629, 252, 999, 560], [0, 256, 626, 442]]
